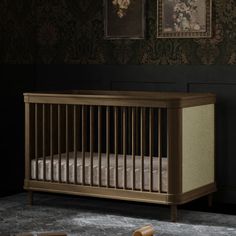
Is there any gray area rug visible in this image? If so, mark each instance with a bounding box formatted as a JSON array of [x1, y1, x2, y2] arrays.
[[0, 193, 236, 235]]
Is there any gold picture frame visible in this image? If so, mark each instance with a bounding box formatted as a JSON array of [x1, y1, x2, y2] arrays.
[[157, 0, 212, 38]]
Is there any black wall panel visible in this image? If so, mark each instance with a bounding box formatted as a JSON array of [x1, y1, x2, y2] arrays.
[[35, 64, 236, 204]]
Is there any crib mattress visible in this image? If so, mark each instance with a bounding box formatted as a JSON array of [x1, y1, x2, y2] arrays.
[[31, 152, 167, 192]]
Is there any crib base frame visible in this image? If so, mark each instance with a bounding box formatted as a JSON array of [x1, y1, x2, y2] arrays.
[[24, 180, 216, 221]]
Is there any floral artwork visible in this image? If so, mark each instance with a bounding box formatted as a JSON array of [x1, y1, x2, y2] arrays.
[[112, 0, 131, 18], [104, 0, 145, 39], [157, 0, 212, 38], [172, 0, 205, 32]]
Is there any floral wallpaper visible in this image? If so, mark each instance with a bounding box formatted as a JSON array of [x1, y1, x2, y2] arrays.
[[0, 0, 36, 63], [1, 0, 236, 64]]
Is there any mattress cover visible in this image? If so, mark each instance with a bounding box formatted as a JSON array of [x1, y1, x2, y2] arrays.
[[31, 152, 167, 192]]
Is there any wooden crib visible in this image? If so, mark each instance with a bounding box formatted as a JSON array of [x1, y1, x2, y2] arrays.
[[24, 90, 216, 222]]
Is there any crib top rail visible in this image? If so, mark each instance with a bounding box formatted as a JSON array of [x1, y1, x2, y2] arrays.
[[24, 90, 216, 108]]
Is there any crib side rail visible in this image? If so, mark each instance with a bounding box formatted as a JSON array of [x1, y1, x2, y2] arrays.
[[25, 99, 172, 193]]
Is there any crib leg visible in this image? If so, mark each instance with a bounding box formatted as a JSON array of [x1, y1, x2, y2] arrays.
[[28, 190, 33, 206], [208, 194, 213, 208], [170, 205, 177, 222]]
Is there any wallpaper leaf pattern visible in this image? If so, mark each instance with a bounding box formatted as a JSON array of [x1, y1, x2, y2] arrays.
[[1, 0, 236, 64], [1, 0, 36, 63]]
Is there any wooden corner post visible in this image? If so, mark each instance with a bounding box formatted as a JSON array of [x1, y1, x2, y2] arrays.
[[167, 108, 183, 222], [25, 100, 33, 205]]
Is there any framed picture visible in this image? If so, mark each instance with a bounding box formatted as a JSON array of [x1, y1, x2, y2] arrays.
[[104, 0, 146, 39], [157, 0, 212, 38]]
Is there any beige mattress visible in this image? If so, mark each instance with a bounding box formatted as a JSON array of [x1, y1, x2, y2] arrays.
[[31, 152, 167, 192]]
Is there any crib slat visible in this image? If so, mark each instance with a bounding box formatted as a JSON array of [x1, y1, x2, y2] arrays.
[[106, 106, 110, 188], [77, 106, 81, 152], [90, 106, 94, 186], [97, 106, 102, 187], [50, 104, 54, 182], [35, 104, 38, 180], [73, 105, 77, 184], [82, 105, 86, 185], [128, 108, 131, 155], [136, 107, 139, 155], [42, 104, 46, 181], [58, 105, 62, 183], [158, 109, 162, 193], [149, 108, 154, 192], [141, 107, 145, 191], [132, 107, 135, 190], [66, 105, 69, 184], [114, 107, 118, 188], [123, 107, 127, 189]]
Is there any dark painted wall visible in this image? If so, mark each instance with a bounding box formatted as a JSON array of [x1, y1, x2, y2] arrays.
[[0, 66, 36, 196]]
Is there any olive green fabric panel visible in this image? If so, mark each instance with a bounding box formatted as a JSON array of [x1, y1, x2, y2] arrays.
[[182, 104, 215, 193]]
